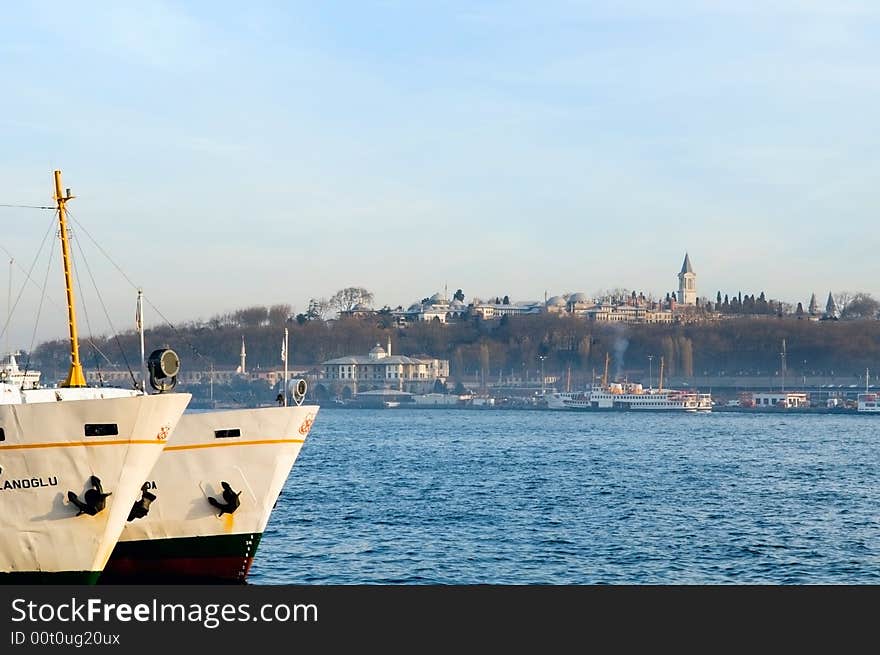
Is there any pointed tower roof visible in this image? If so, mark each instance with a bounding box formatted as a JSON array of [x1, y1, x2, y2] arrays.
[[680, 253, 694, 275], [825, 292, 839, 317]]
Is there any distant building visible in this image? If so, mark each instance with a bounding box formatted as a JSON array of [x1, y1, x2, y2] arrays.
[[544, 295, 568, 314], [585, 302, 674, 324], [392, 292, 467, 325], [543, 291, 674, 324], [738, 391, 810, 408], [320, 337, 449, 398], [677, 253, 697, 305], [470, 300, 543, 320], [337, 303, 377, 319]]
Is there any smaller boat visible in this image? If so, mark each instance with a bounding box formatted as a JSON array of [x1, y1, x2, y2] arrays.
[[857, 393, 880, 413], [0, 353, 41, 390], [545, 355, 712, 412], [856, 369, 878, 413]]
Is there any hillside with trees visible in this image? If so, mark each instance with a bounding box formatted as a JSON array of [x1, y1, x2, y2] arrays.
[[27, 303, 880, 388]]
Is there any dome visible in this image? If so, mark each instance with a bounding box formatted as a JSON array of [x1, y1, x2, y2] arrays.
[[408, 303, 422, 312], [368, 344, 387, 360], [429, 292, 446, 304], [450, 299, 465, 309], [546, 295, 566, 307], [568, 292, 590, 304]]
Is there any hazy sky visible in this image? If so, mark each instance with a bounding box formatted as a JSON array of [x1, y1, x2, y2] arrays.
[[2, 1, 879, 349]]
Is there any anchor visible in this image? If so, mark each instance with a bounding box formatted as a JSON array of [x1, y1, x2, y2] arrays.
[[127, 482, 157, 521], [207, 481, 241, 516], [68, 475, 112, 516]]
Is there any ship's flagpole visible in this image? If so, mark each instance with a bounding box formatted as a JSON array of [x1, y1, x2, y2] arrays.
[[137, 289, 146, 392]]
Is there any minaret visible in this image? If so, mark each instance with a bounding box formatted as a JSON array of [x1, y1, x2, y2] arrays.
[[677, 253, 697, 306], [240, 336, 247, 374], [387, 335, 392, 357]]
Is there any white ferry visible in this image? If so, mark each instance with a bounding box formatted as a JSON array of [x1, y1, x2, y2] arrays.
[[1, 171, 191, 583], [547, 383, 711, 412], [856, 393, 880, 413], [0, 353, 41, 390], [544, 354, 712, 412], [545, 391, 587, 410]]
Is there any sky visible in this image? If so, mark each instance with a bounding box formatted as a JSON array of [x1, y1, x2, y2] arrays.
[[2, 1, 879, 349]]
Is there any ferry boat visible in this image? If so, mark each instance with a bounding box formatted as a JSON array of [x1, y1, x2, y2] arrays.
[[856, 393, 880, 413], [102, 399, 318, 583], [0, 353, 41, 390], [855, 369, 878, 414], [101, 320, 320, 583], [545, 391, 585, 410], [545, 355, 712, 412], [0, 171, 191, 583]]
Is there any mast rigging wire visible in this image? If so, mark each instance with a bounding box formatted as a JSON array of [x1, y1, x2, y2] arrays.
[[68, 213, 216, 369], [68, 217, 138, 389], [0, 214, 58, 347]]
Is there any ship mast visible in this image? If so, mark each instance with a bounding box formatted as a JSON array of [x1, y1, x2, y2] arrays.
[[54, 170, 86, 388]]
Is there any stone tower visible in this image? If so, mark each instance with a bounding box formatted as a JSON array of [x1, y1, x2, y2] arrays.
[[677, 253, 697, 306]]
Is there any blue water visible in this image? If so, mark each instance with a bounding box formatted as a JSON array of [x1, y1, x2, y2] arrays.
[[249, 409, 880, 584]]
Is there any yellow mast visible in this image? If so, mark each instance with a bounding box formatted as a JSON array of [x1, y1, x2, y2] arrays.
[[602, 352, 609, 387], [54, 170, 86, 388], [658, 356, 664, 393]]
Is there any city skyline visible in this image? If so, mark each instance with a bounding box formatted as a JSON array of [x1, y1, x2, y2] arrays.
[[2, 2, 879, 348]]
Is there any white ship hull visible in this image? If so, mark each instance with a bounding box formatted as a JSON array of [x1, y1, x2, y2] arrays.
[[0, 392, 190, 582], [103, 404, 319, 583], [857, 393, 880, 413]]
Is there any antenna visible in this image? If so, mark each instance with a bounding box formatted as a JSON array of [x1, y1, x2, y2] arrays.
[[137, 289, 146, 392], [5, 257, 11, 359]]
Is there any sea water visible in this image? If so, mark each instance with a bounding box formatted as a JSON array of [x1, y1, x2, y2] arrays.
[[250, 409, 880, 584]]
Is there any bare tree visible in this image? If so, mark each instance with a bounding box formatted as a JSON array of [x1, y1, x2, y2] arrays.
[[306, 298, 331, 321], [234, 306, 268, 327], [330, 287, 374, 314], [268, 304, 292, 325], [835, 291, 853, 314], [841, 293, 880, 320]]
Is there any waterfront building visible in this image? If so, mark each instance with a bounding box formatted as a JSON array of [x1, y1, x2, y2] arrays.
[[738, 391, 810, 408], [320, 337, 449, 398]]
